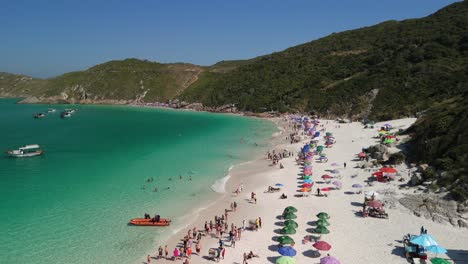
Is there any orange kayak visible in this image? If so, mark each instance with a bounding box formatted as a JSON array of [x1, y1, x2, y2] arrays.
[[129, 218, 171, 226]]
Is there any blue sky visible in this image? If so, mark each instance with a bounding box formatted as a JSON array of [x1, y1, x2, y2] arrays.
[[0, 0, 460, 78]]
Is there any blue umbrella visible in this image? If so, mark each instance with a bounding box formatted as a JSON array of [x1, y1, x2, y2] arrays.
[[410, 234, 438, 247], [278, 246, 297, 256], [276, 183, 284, 187], [352, 183, 363, 188], [426, 245, 447, 254], [304, 179, 313, 183]]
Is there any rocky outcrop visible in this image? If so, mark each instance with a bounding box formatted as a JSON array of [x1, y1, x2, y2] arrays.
[[399, 194, 468, 228], [367, 144, 389, 161]]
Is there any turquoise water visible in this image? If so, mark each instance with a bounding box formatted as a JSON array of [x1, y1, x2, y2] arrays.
[[0, 99, 276, 263]]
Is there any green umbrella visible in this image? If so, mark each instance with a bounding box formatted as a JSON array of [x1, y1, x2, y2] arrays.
[[283, 212, 297, 219], [285, 206, 297, 212], [316, 219, 330, 227], [316, 212, 330, 219], [315, 226, 330, 234], [276, 256, 296, 264], [303, 176, 311, 179], [285, 222, 298, 229], [277, 236, 295, 245], [284, 220, 298, 228], [281, 226, 297, 235], [430, 258, 451, 264]]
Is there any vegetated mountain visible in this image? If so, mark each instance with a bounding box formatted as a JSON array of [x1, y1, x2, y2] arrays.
[[0, 59, 217, 104], [180, 1, 468, 120], [406, 94, 468, 201]]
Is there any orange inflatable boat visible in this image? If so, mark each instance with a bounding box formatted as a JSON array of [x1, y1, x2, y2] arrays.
[[129, 218, 171, 226]]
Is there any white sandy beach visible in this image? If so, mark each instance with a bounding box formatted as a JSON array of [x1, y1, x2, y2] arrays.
[[146, 117, 468, 264]]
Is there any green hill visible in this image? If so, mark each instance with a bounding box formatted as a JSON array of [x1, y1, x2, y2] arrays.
[[180, 1, 468, 120]]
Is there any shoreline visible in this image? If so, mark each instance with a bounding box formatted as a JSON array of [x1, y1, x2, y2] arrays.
[[141, 116, 292, 263]]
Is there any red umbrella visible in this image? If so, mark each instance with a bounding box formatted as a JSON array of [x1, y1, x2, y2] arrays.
[[321, 187, 331, 192], [358, 152, 366, 157], [313, 241, 332, 251], [303, 183, 313, 188], [322, 175, 332, 179], [372, 171, 383, 177], [367, 200, 383, 208], [380, 167, 397, 174]]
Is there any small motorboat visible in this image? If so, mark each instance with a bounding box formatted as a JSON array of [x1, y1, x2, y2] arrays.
[[129, 218, 171, 226], [34, 113, 46, 119], [61, 111, 72, 118], [47, 108, 56, 113], [6, 144, 44, 157]]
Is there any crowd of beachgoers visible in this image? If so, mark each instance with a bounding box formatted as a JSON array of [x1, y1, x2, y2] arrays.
[[141, 115, 466, 264]]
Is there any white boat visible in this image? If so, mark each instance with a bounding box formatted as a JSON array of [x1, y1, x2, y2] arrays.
[[6, 144, 44, 157], [61, 111, 72, 118], [34, 113, 46, 119], [47, 108, 56, 113]]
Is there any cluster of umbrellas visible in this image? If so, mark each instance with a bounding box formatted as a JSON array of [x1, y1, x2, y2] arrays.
[[409, 234, 450, 264], [311, 213, 341, 264], [276, 207, 298, 264]]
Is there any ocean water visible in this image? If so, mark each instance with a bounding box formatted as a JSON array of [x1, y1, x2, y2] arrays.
[[0, 99, 276, 263]]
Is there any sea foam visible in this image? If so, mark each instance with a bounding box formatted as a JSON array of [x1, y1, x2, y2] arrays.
[[210, 165, 234, 193]]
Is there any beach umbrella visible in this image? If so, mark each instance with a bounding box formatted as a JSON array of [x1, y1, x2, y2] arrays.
[[281, 226, 296, 235], [284, 220, 298, 227], [380, 167, 397, 174], [358, 152, 366, 158], [410, 234, 438, 247], [322, 175, 332, 179], [316, 212, 330, 219], [277, 236, 295, 245], [332, 181, 342, 187], [316, 219, 330, 226], [315, 226, 330, 234], [303, 183, 313, 188], [352, 183, 363, 188], [313, 241, 332, 251], [278, 246, 297, 257], [367, 200, 383, 208], [284, 206, 297, 213], [321, 187, 331, 192], [303, 176, 312, 180], [304, 179, 313, 183], [331, 162, 339, 166], [320, 255, 341, 264], [331, 169, 340, 174], [426, 245, 447, 254], [275, 183, 284, 187], [283, 212, 297, 219], [430, 258, 450, 264], [284, 222, 299, 229], [276, 256, 296, 264]]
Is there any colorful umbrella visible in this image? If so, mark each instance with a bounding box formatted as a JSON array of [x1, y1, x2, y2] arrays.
[[315, 226, 330, 234], [410, 234, 438, 247], [430, 258, 450, 264], [276, 256, 296, 264], [331, 163, 339, 166], [367, 200, 383, 208], [284, 222, 299, 229], [352, 183, 363, 188], [380, 167, 397, 174], [299, 188, 311, 193], [316, 219, 330, 226], [284, 219, 298, 227], [283, 212, 297, 219], [316, 212, 330, 219], [304, 179, 313, 183], [358, 152, 366, 157], [281, 226, 296, 235], [322, 175, 332, 179], [426, 245, 447, 254], [320, 255, 341, 264], [332, 181, 342, 187], [277, 236, 295, 245], [321, 187, 331, 192], [284, 206, 297, 213], [312, 241, 332, 251], [303, 183, 313, 188], [331, 169, 340, 174], [278, 246, 297, 257]]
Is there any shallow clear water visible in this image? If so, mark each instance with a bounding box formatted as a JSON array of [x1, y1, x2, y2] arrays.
[[0, 99, 276, 263]]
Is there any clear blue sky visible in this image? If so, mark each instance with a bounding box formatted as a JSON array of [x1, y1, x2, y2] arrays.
[[0, 0, 460, 78]]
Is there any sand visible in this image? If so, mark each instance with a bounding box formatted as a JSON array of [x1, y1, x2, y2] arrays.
[[147, 117, 467, 264]]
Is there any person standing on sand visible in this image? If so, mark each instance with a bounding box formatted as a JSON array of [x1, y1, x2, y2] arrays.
[[158, 246, 163, 259], [147, 254, 151, 263], [344, 162, 347, 168], [196, 241, 201, 255], [317, 188, 321, 196], [164, 245, 168, 259], [259, 217, 262, 228], [243, 252, 248, 264], [222, 247, 226, 259]]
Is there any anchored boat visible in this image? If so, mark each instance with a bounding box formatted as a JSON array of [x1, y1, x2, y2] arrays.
[[6, 144, 44, 157]]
